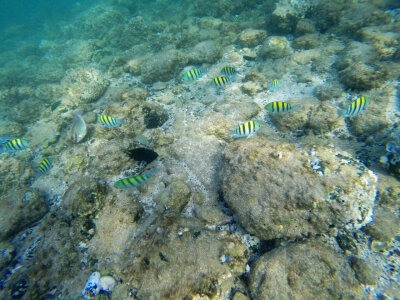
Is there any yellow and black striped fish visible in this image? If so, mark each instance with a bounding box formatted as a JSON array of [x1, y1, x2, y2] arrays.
[[211, 76, 230, 87], [3, 139, 30, 152], [265, 101, 292, 113], [269, 79, 280, 91], [229, 121, 261, 138], [221, 66, 236, 77], [114, 168, 160, 189], [341, 96, 370, 117], [97, 114, 124, 128], [39, 158, 53, 175], [181, 69, 204, 82]]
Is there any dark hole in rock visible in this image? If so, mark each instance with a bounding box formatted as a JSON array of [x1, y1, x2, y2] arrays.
[[125, 148, 158, 164], [143, 107, 169, 128]]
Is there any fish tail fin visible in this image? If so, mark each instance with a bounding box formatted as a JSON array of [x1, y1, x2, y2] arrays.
[[120, 117, 127, 126], [292, 105, 303, 112], [147, 167, 161, 178], [337, 107, 346, 118], [228, 129, 236, 136]]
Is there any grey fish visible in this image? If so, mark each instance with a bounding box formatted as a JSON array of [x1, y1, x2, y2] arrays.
[[71, 111, 87, 143]]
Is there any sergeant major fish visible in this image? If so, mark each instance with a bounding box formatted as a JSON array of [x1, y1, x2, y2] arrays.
[[97, 114, 125, 128], [1, 139, 30, 153], [221, 66, 236, 77], [114, 168, 160, 189], [211, 76, 230, 87], [339, 96, 370, 117], [181, 69, 204, 82], [265, 101, 292, 113], [229, 120, 261, 138], [269, 79, 280, 92], [39, 158, 53, 175]]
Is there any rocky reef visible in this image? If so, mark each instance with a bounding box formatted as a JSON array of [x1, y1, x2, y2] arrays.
[[0, 0, 400, 299]]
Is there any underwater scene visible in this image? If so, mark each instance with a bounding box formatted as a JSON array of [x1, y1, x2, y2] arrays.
[[0, 0, 400, 299]]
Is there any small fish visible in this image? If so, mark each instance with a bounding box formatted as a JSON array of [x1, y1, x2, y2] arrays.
[[114, 168, 160, 189], [229, 121, 261, 138], [221, 66, 236, 77], [265, 101, 292, 113], [232, 14, 240, 22], [71, 111, 87, 143], [269, 79, 280, 91], [181, 69, 203, 82], [339, 96, 370, 117], [2, 139, 30, 152], [134, 135, 151, 148], [211, 76, 230, 87], [97, 114, 124, 128], [39, 158, 53, 175]]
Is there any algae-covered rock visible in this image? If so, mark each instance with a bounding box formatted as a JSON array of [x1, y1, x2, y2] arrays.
[[155, 181, 191, 214], [221, 139, 377, 240], [121, 219, 249, 299], [0, 188, 48, 240], [189, 40, 222, 64], [362, 206, 400, 244], [346, 97, 390, 140], [339, 62, 388, 90], [259, 36, 292, 59], [267, 97, 340, 134], [292, 33, 322, 50], [34, 84, 63, 102], [335, 41, 378, 71], [237, 29, 267, 48], [358, 25, 400, 60], [350, 256, 379, 286], [141, 50, 189, 84], [249, 239, 363, 299], [313, 83, 343, 101], [313, 1, 344, 33], [295, 19, 317, 35], [233, 291, 250, 300], [195, 205, 232, 226], [124, 59, 141, 75], [61, 67, 109, 103]]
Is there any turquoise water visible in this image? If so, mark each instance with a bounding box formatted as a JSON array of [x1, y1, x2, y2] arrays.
[[0, 0, 399, 299]]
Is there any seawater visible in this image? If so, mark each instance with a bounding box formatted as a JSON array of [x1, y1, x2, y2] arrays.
[[0, 0, 399, 299]]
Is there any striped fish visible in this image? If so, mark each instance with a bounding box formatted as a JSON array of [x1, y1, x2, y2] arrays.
[[229, 121, 261, 138], [181, 69, 203, 82], [211, 76, 230, 87], [265, 101, 292, 113], [114, 168, 160, 189], [97, 114, 124, 128], [269, 79, 280, 91], [3, 139, 30, 152], [221, 66, 236, 77], [39, 158, 53, 175], [341, 96, 370, 117]]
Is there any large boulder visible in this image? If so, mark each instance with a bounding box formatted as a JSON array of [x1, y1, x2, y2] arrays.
[[249, 239, 363, 299], [0, 188, 48, 241], [221, 139, 377, 240]]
